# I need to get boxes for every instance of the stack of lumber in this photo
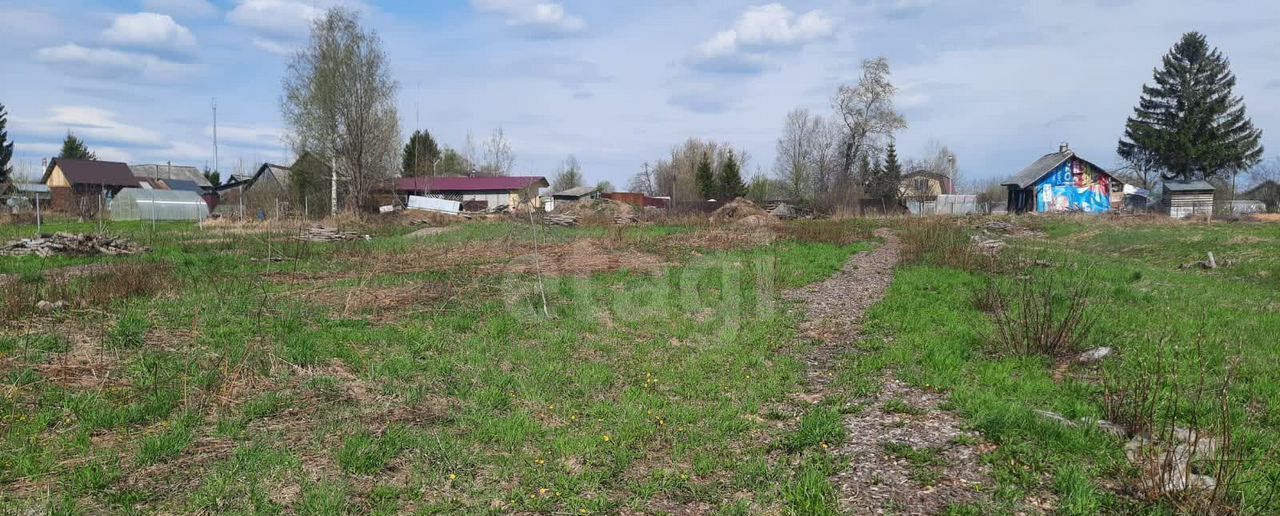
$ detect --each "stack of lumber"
[544,214,579,227]
[0,233,147,257]
[296,225,371,242]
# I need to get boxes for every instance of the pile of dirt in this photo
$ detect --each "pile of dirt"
[0,233,147,257]
[711,199,777,226]
[395,209,465,227]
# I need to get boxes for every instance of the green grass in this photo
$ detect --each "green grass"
[0,218,870,513]
[851,217,1280,513]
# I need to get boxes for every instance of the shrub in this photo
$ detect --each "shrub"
[898,218,1002,273]
[982,274,1094,358]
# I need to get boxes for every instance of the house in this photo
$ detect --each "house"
[1241,180,1280,213]
[899,170,956,214]
[214,163,293,216]
[1161,180,1216,218]
[1003,145,1115,214]
[41,158,140,214]
[393,176,548,211]
[129,164,211,190]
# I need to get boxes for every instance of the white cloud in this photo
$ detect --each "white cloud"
[227,0,323,38]
[103,12,198,53]
[206,126,286,149]
[35,43,201,82]
[141,0,220,19]
[251,37,296,55]
[14,106,168,148]
[689,3,834,74]
[471,0,587,36]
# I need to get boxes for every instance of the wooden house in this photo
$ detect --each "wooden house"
[41,158,140,215]
[899,169,955,214]
[1161,180,1216,218]
[1003,145,1114,214]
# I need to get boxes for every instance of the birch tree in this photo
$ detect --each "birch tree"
[282,7,401,212]
[832,57,906,192]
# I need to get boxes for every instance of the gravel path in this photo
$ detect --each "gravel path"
[786,229,1002,515]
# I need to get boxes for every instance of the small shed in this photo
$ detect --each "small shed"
[1003,145,1114,214]
[1161,180,1216,218]
[110,188,209,221]
[552,186,599,201]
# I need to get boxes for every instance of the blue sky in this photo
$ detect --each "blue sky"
[2,0,1278,187]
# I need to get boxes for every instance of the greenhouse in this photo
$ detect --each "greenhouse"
[110,188,210,221]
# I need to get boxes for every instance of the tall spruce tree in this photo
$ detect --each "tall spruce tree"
[0,103,13,183]
[402,129,440,177]
[867,142,903,201]
[695,152,716,200]
[58,132,96,161]
[1118,32,1263,182]
[718,150,746,200]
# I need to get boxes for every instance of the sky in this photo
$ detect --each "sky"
[2,0,1279,188]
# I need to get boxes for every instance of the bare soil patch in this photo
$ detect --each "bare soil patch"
[785,229,1004,513]
[496,238,670,277]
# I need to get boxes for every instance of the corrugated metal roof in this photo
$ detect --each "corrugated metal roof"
[394,176,548,192]
[1163,180,1216,192]
[130,164,212,188]
[163,179,205,192]
[553,186,598,198]
[43,159,141,187]
[1003,151,1073,189]
[15,183,50,193]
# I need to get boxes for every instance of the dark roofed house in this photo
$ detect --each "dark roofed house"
[394,176,549,211]
[41,158,141,215]
[1002,144,1115,214]
[899,169,955,214]
[1161,180,1216,218]
[130,164,211,189]
[1241,180,1279,213]
[552,186,599,201]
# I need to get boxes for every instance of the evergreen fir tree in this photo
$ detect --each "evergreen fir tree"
[0,103,13,183]
[695,152,716,200]
[402,129,441,177]
[1118,32,1263,181]
[58,132,96,161]
[202,166,222,187]
[718,150,746,200]
[875,142,903,200]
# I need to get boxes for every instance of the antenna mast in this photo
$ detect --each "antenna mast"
[212,98,219,176]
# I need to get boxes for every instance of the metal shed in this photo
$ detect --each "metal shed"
[110,188,209,221]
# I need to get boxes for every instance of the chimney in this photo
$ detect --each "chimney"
[1059,142,1070,153]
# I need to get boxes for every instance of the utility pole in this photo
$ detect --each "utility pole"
[212,98,218,180]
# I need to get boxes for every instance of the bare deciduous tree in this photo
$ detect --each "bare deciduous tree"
[480,127,515,176]
[628,162,657,196]
[774,108,822,200]
[832,57,907,190]
[550,155,584,192]
[282,7,400,213]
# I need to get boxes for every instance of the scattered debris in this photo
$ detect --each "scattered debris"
[970,234,1007,256]
[35,300,68,312]
[1033,409,1126,438]
[0,233,148,257]
[406,227,455,238]
[1125,428,1220,493]
[295,225,370,242]
[1075,346,1114,364]
[1179,252,1230,270]
[769,202,797,219]
[544,214,579,227]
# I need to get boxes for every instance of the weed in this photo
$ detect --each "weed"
[781,458,840,516]
[780,406,845,452]
[883,399,925,416]
[109,308,151,349]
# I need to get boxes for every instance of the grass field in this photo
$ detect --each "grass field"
[2,215,1278,514]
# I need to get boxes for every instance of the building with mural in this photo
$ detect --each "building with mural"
[1002,144,1115,214]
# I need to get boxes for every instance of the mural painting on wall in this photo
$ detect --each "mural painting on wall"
[1036,159,1111,213]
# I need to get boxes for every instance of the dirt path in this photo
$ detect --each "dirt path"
[785,229,1000,515]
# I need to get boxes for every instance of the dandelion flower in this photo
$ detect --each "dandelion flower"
[449,473,457,480]
[602,435,611,442]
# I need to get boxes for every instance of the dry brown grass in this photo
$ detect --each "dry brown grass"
[1,262,172,324]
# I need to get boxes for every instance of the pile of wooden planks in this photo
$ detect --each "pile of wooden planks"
[295,225,371,242]
[544,214,578,227]
[0,233,147,257]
